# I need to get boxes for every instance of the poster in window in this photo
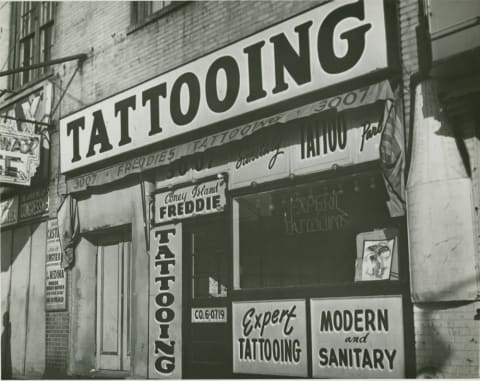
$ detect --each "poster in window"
[45,219,67,311]
[355,229,399,281]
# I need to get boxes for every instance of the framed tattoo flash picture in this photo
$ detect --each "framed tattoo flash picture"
[355,228,399,281]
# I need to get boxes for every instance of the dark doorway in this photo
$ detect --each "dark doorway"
[182,216,232,378]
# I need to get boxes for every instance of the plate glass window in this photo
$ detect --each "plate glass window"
[233,173,398,289]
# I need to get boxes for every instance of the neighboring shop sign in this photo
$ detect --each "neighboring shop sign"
[0,83,53,185]
[65,80,394,193]
[310,296,405,378]
[153,178,226,224]
[19,188,49,220]
[60,0,388,173]
[192,307,227,323]
[148,224,182,379]
[0,196,19,227]
[45,219,67,310]
[232,299,308,377]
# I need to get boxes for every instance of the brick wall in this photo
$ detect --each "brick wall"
[45,310,69,377]
[414,302,480,378]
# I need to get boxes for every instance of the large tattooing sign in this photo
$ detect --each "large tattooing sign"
[148,225,182,379]
[310,296,405,378]
[233,300,308,377]
[59,0,388,173]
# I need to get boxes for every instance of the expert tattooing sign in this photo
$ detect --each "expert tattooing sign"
[310,296,405,378]
[232,300,308,377]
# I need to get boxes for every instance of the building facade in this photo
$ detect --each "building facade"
[0,1,479,379]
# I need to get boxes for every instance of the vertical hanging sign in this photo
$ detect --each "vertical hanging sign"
[45,219,67,310]
[148,224,182,379]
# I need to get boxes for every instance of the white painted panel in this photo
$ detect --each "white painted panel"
[1,229,12,316]
[25,221,46,376]
[9,225,31,376]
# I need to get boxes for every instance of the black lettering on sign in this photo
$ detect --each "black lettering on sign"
[143,83,167,136]
[300,116,347,160]
[360,121,383,152]
[170,73,200,126]
[319,309,389,333]
[318,0,372,74]
[153,228,178,375]
[114,95,136,146]
[206,56,240,113]
[243,41,267,103]
[317,347,397,371]
[86,110,113,158]
[67,117,85,163]
[270,21,313,94]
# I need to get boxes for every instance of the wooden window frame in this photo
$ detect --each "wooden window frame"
[128,1,188,34]
[8,2,56,90]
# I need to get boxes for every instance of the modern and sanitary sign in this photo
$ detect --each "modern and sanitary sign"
[310,296,405,378]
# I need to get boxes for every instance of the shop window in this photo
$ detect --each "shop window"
[186,218,228,298]
[8,2,56,90]
[233,173,398,289]
[131,1,185,25]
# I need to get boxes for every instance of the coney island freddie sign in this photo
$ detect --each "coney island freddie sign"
[60,0,388,173]
[153,178,226,224]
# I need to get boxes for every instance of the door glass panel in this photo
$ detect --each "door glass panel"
[191,220,228,299]
[100,243,120,354]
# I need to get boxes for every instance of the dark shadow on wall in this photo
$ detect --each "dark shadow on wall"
[1,311,12,380]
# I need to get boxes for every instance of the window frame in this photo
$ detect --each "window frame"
[128,1,188,34]
[8,1,56,91]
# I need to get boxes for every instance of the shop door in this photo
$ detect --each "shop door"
[2,222,46,378]
[96,231,131,371]
[183,217,231,378]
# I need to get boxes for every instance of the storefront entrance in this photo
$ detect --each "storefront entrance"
[95,231,132,371]
[182,216,232,378]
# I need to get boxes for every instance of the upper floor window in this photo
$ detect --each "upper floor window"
[8,2,56,90]
[131,1,183,26]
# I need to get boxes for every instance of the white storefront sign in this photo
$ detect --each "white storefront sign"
[153,178,226,224]
[148,224,182,379]
[310,296,405,378]
[232,299,308,377]
[65,80,394,193]
[60,0,388,173]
